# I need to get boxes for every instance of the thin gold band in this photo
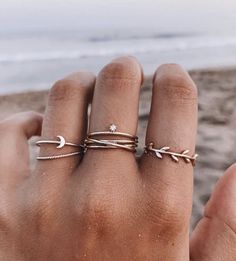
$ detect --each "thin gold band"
[87,131,138,140]
[37,152,81,160]
[85,138,137,151]
[85,139,137,145]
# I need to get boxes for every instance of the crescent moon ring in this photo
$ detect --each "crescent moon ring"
[57,135,66,148]
[36,136,81,148]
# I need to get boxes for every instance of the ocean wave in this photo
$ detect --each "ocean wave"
[0,30,196,42]
[88,32,195,42]
[1,36,236,63]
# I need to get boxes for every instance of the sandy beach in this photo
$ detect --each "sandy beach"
[1,67,236,230]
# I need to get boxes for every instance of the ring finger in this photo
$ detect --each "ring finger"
[140,64,198,241]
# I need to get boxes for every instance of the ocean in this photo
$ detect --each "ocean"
[1,0,236,94]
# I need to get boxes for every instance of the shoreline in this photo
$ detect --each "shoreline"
[1,66,236,230]
[2,65,236,96]
[2,64,236,96]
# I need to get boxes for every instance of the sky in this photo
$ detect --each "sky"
[0,0,236,34]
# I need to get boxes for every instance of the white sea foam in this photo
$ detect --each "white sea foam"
[1,31,236,94]
[1,34,236,64]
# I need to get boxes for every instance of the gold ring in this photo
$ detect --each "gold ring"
[37,152,81,160]
[87,124,138,140]
[84,124,138,152]
[145,142,198,166]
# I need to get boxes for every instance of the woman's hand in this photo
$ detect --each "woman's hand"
[0,56,235,260]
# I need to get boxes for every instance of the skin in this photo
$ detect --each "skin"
[0,56,235,260]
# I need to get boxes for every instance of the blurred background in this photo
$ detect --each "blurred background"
[1,0,236,94]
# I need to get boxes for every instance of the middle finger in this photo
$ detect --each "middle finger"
[83,56,143,168]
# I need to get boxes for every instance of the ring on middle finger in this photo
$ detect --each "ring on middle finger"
[84,124,138,153]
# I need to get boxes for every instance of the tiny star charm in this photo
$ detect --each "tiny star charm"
[109,124,117,133]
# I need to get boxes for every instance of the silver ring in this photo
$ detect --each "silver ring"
[36,135,83,160]
[36,135,81,149]
[145,142,198,166]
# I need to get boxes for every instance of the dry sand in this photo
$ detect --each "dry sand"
[1,67,236,230]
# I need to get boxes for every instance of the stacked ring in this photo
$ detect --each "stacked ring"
[84,124,138,152]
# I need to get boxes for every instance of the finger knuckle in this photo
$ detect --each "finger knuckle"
[50,77,86,102]
[23,110,40,119]
[77,198,115,238]
[24,194,60,235]
[99,56,141,88]
[154,64,197,100]
[80,196,112,222]
[20,111,42,125]
[0,120,18,134]
[146,197,190,237]
[0,111,41,135]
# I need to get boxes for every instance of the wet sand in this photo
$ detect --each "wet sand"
[1,67,236,230]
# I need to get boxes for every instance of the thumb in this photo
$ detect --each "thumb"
[190,164,236,260]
